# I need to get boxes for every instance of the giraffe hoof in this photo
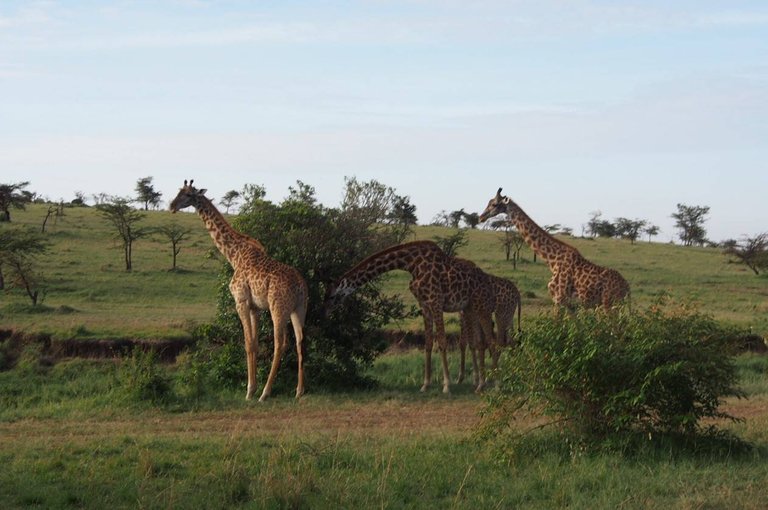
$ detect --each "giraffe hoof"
[420,384,429,393]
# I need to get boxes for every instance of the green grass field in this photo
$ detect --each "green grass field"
[2,203,768,508]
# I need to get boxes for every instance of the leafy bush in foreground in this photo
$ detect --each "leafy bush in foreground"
[481,305,747,448]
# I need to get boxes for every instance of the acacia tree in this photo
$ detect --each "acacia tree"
[135,176,163,211]
[615,218,647,244]
[644,224,660,243]
[0,181,33,222]
[0,227,48,305]
[388,195,418,228]
[672,204,709,246]
[219,190,241,214]
[432,229,468,257]
[463,212,480,229]
[97,197,149,271]
[723,234,768,275]
[159,223,192,270]
[341,177,414,242]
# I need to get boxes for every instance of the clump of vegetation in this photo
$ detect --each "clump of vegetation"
[0,226,49,305]
[120,347,171,404]
[481,304,747,453]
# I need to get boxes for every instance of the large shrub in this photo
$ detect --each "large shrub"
[196,180,414,391]
[482,305,746,446]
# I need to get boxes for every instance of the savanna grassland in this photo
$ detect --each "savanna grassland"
[2,203,768,509]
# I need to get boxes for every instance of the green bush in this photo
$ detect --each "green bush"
[120,348,171,404]
[482,305,746,447]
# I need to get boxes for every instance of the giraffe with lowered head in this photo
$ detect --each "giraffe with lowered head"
[324,241,495,393]
[457,268,522,387]
[170,180,309,401]
[479,188,629,309]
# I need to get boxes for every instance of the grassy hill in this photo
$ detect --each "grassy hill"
[2,203,767,340]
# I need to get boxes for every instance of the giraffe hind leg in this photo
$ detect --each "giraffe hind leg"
[290,310,306,399]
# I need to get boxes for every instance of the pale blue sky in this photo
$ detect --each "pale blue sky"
[2,1,767,242]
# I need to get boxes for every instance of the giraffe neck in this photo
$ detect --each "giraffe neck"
[193,195,251,264]
[338,241,439,292]
[505,199,577,265]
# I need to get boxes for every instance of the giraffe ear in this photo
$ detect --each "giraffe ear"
[198,188,207,195]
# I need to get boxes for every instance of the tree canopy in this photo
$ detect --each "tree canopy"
[672,203,710,247]
[0,181,33,222]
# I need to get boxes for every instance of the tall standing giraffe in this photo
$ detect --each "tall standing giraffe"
[479,188,629,309]
[170,180,308,402]
[324,241,494,393]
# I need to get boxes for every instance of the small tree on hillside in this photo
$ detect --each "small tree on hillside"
[219,190,241,214]
[433,229,468,257]
[98,197,149,271]
[0,227,49,305]
[0,181,33,222]
[586,211,602,238]
[672,203,710,247]
[430,210,451,227]
[503,229,526,269]
[644,224,660,243]
[159,223,192,270]
[615,218,647,244]
[448,209,465,229]
[388,195,418,227]
[723,233,768,275]
[135,176,163,211]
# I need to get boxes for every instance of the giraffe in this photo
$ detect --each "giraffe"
[453,257,497,391]
[170,180,308,402]
[324,241,494,393]
[456,267,522,387]
[479,188,630,309]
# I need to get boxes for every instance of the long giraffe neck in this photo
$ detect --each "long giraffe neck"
[337,241,439,293]
[193,195,254,264]
[505,199,578,264]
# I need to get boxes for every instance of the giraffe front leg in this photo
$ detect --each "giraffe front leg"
[421,310,434,392]
[434,313,451,394]
[233,295,258,401]
[475,313,495,393]
[457,311,468,384]
[259,313,289,402]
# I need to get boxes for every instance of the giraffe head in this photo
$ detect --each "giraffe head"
[478,187,510,223]
[169,179,208,213]
[322,279,356,316]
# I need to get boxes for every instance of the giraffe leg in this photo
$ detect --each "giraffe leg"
[420,309,434,392]
[433,313,451,394]
[232,288,258,401]
[457,311,468,384]
[475,313,495,393]
[290,310,306,399]
[462,308,481,387]
[259,311,289,402]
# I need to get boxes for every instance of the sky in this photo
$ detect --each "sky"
[2,0,767,242]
